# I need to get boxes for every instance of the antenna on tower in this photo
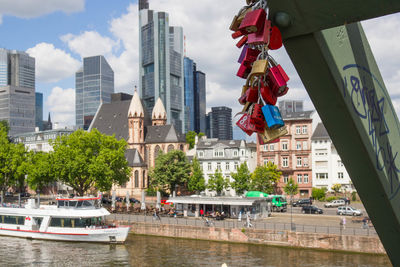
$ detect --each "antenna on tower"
[184,35,187,57]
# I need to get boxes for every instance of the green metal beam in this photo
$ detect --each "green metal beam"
[283,22,400,266]
[268,0,400,38]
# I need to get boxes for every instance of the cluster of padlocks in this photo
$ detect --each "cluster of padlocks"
[230,0,289,144]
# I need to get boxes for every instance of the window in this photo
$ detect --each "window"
[134,170,139,188]
[283,175,289,183]
[338,172,344,179]
[217,162,221,171]
[296,126,301,134]
[241,150,245,156]
[263,159,268,166]
[214,150,224,157]
[297,157,302,167]
[282,157,288,167]
[269,144,275,151]
[233,150,238,157]
[234,162,239,170]
[198,151,204,157]
[338,160,344,167]
[208,162,212,171]
[269,158,275,164]
[225,162,230,171]
[303,157,309,167]
[316,173,328,179]
[297,174,302,183]
[282,142,288,151]
[302,125,307,134]
[303,141,308,150]
[296,142,301,150]
[263,145,268,151]
[304,174,309,183]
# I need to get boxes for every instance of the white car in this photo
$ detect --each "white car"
[337,206,363,216]
[324,199,345,208]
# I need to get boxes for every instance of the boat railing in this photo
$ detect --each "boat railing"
[1,203,24,208]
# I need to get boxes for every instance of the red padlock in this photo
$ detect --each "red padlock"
[237,62,250,79]
[246,88,258,103]
[268,26,283,50]
[242,47,260,67]
[238,93,247,105]
[247,118,265,133]
[239,9,266,34]
[260,81,277,105]
[232,30,244,39]
[248,19,271,45]
[267,56,289,95]
[236,35,248,48]
[236,113,254,136]
[250,103,265,126]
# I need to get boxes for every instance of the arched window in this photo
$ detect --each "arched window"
[180,144,184,151]
[154,145,161,159]
[142,171,146,189]
[134,170,139,188]
[167,144,174,152]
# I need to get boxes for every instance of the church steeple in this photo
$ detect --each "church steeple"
[128,88,144,118]
[128,87,145,157]
[152,97,167,126]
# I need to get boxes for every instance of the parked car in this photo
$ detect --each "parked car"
[102,197,112,204]
[301,205,323,214]
[161,199,171,205]
[124,197,140,204]
[19,192,31,198]
[292,198,312,207]
[339,197,350,205]
[4,192,13,197]
[324,199,345,208]
[337,206,363,216]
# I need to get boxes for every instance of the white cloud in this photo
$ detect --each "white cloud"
[26,43,81,83]
[61,31,119,58]
[46,86,75,127]
[0,0,84,22]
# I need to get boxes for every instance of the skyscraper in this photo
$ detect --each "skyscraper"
[0,48,35,135]
[278,100,304,115]
[194,70,206,133]
[207,106,233,140]
[75,55,114,130]
[35,92,43,130]
[139,0,185,133]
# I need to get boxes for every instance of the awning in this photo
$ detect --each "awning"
[166,197,259,206]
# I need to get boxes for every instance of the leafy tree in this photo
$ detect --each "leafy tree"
[26,151,56,193]
[0,120,9,135]
[284,177,299,197]
[188,157,206,193]
[250,162,281,193]
[0,126,27,201]
[186,131,205,149]
[149,150,191,194]
[312,187,327,201]
[230,162,251,195]
[50,129,130,196]
[331,183,342,195]
[207,169,229,196]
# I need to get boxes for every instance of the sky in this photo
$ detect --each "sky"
[0,0,399,129]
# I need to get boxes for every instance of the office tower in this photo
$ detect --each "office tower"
[0,48,35,135]
[139,0,185,133]
[207,106,233,140]
[278,100,304,114]
[195,70,206,134]
[184,57,195,132]
[35,92,43,130]
[75,55,114,130]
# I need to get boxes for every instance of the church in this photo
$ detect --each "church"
[90,91,188,197]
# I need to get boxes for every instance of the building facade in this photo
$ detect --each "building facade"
[190,137,257,196]
[139,0,185,133]
[311,123,354,192]
[184,57,206,134]
[257,111,314,197]
[35,92,43,131]
[75,55,114,130]
[90,91,188,197]
[0,48,35,135]
[207,106,233,140]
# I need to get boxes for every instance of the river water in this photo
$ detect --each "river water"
[0,234,391,267]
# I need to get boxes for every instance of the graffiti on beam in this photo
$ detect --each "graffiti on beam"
[342,64,400,200]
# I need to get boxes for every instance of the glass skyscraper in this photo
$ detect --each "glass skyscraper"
[35,92,43,130]
[194,70,206,133]
[139,0,185,133]
[75,55,114,130]
[0,48,35,135]
[207,106,233,140]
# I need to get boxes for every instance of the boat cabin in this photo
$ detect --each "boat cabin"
[56,197,101,209]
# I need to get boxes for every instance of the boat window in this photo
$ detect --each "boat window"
[1,215,25,225]
[49,217,104,228]
[82,200,93,207]
[77,201,83,207]
[33,217,43,227]
[57,200,65,207]
[68,201,77,208]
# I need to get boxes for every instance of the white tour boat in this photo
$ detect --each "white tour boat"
[0,197,130,243]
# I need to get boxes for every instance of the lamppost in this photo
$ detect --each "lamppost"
[289,182,295,231]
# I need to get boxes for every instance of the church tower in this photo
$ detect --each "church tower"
[128,89,145,157]
[152,98,167,126]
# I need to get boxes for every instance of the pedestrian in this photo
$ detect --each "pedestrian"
[238,211,242,222]
[341,217,346,230]
[362,217,368,229]
[200,208,204,217]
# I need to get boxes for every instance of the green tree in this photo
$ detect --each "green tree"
[0,120,9,135]
[250,162,281,193]
[331,183,342,195]
[50,129,130,196]
[230,162,251,195]
[188,157,206,193]
[0,125,27,200]
[207,169,229,196]
[284,177,299,197]
[186,131,205,149]
[149,150,191,193]
[26,151,56,193]
[312,187,327,201]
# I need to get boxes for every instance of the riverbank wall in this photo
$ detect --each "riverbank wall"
[120,221,385,255]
